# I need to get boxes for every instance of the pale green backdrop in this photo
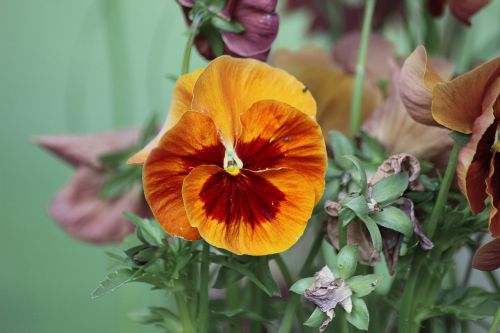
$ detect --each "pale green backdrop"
[1,1,499,333]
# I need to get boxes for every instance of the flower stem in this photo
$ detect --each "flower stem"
[174,287,195,333]
[277,232,324,333]
[348,0,376,137]
[489,307,500,333]
[427,133,468,238]
[198,241,210,333]
[275,254,293,286]
[181,14,202,75]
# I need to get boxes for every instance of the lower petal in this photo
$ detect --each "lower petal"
[472,238,500,271]
[486,151,499,236]
[182,165,315,255]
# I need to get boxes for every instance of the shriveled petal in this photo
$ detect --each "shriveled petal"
[191,56,317,143]
[486,151,499,236]
[472,238,500,271]
[364,64,452,162]
[456,109,497,214]
[36,128,140,170]
[433,59,500,133]
[270,47,381,135]
[49,168,139,244]
[332,32,395,82]
[448,0,492,25]
[222,0,279,57]
[237,100,327,202]
[143,111,226,240]
[128,69,203,165]
[368,153,423,191]
[182,166,315,255]
[400,46,444,126]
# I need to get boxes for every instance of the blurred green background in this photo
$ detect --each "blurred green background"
[1,1,499,332]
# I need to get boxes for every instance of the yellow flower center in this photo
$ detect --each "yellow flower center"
[224,149,243,176]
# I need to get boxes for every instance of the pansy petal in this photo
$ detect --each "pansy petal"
[432,59,500,133]
[191,56,317,143]
[448,0,491,25]
[237,100,327,202]
[182,165,315,255]
[456,110,496,214]
[486,151,499,236]
[400,46,444,126]
[472,238,500,271]
[143,111,226,240]
[128,69,204,165]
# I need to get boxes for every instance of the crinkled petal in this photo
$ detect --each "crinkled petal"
[237,100,327,202]
[332,32,395,82]
[448,0,491,25]
[191,56,317,143]
[222,0,279,57]
[182,166,315,255]
[143,111,226,240]
[432,59,500,133]
[486,151,499,236]
[49,168,139,244]
[36,128,140,170]
[472,238,500,271]
[128,69,203,165]
[400,46,444,126]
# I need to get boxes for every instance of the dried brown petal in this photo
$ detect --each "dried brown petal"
[368,153,424,191]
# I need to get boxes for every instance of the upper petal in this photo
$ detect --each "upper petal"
[432,58,500,133]
[191,56,317,143]
[237,100,327,203]
[128,69,204,165]
[182,165,316,255]
[400,46,444,126]
[143,111,226,240]
[448,0,491,25]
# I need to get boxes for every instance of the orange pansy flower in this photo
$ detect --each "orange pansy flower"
[129,56,327,255]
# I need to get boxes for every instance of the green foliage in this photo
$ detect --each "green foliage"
[304,307,327,328]
[348,274,382,297]
[129,307,183,332]
[345,298,370,331]
[336,245,359,279]
[371,172,410,206]
[371,207,413,238]
[289,277,316,294]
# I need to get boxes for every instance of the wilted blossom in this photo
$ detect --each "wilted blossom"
[427,0,491,25]
[178,0,279,61]
[36,128,150,244]
[304,266,352,332]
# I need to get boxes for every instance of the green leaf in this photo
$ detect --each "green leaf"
[91,268,143,299]
[139,113,159,147]
[100,166,141,199]
[371,172,409,205]
[304,307,327,328]
[339,207,357,227]
[290,277,315,294]
[343,195,370,217]
[347,274,382,297]
[370,206,413,237]
[212,309,270,323]
[329,130,355,170]
[336,245,358,279]
[343,155,368,194]
[358,131,386,164]
[124,212,164,246]
[129,307,183,332]
[357,215,382,252]
[345,298,369,331]
[211,15,245,33]
[213,266,243,289]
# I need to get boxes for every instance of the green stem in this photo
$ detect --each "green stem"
[174,288,195,333]
[275,254,293,286]
[348,0,376,137]
[181,14,202,75]
[427,136,465,238]
[485,271,500,293]
[398,260,423,333]
[489,307,500,333]
[198,242,210,333]
[277,232,324,333]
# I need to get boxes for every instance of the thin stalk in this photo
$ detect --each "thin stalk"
[338,220,348,249]
[427,138,464,238]
[398,259,423,333]
[174,288,195,333]
[489,307,500,333]
[277,233,324,333]
[198,242,210,333]
[181,14,202,75]
[485,271,500,293]
[348,0,376,136]
[275,254,294,286]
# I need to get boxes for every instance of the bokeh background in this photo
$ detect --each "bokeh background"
[1,1,499,332]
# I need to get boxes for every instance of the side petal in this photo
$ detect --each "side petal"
[400,46,444,126]
[143,111,226,240]
[486,150,499,237]
[237,100,327,203]
[448,0,491,25]
[128,68,204,165]
[472,238,500,271]
[456,110,496,214]
[182,165,316,255]
[432,59,500,133]
[191,56,317,143]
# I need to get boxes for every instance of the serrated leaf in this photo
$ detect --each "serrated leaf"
[100,166,140,199]
[345,298,369,330]
[329,130,355,170]
[357,214,382,252]
[290,277,315,294]
[213,266,243,289]
[91,268,142,299]
[347,274,382,297]
[124,212,164,246]
[129,307,182,332]
[370,206,413,237]
[304,307,327,328]
[336,245,358,279]
[371,172,409,205]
